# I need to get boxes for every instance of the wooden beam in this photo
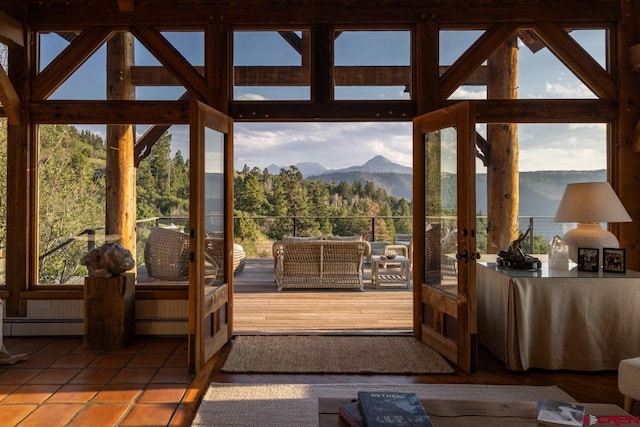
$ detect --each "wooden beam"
[30,100,190,124]
[31,26,114,100]
[129,26,209,101]
[132,65,486,87]
[0,11,24,47]
[117,0,135,12]
[440,24,518,100]
[25,1,621,27]
[470,99,618,123]
[0,65,21,125]
[532,22,616,99]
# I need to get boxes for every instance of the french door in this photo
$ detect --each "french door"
[413,101,478,373]
[188,100,234,374]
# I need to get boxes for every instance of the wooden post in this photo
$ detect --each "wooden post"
[84,273,135,349]
[106,32,136,263]
[486,36,520,253]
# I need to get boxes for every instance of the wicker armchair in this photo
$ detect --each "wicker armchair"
[144,227,190,280]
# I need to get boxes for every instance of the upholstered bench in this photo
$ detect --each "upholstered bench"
[619,357,640,412]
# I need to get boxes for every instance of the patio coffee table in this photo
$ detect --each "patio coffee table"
[371,255,411,289]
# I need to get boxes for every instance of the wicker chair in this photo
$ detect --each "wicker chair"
[144,227,190,280]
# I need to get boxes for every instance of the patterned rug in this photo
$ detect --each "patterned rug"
[221,335,455,374]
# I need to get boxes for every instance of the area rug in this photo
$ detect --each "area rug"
[221,335,455,374]
[192,383,576,427]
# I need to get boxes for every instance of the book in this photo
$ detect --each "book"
[357,391,433,426]
[536,399,585,426]
[339,401,365,427]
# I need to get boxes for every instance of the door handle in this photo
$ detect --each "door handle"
[456,249,468,264]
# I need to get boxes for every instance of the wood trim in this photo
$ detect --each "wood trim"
[31,26,114,100]
[440,24,518,100]
[117,0,135,12]
[532,22,616,99]
[422,286,458,318]
[129,26,209,102]
[421,324,457,364]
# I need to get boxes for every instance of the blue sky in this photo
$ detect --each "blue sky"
[40,29,608,172]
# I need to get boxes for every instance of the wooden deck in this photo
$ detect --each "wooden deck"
[232,258,413,333]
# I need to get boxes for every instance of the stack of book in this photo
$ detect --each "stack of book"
[339,391,433,427]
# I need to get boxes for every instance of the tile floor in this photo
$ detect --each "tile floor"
[0,336,202,427]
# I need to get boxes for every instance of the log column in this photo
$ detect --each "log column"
[106,32,136,264]
[486,36,520,254]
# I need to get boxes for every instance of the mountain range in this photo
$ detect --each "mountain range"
[266,155,607,218]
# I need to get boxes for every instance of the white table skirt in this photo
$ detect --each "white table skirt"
[478,262,640,371]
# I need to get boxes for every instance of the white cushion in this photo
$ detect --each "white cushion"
[619,357,640,399]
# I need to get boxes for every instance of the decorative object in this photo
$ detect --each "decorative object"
[496,225,541,269]
[548,235,569,270]
[603,247,626,273]
[80,242,135,277]
[554,182,631,265]
[577,247,599,272]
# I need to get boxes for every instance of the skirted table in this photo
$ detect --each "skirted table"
[477,261,640,371]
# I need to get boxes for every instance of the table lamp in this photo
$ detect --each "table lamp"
[553,182,631,264]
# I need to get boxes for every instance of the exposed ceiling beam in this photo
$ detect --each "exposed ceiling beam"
[0,65,21,125]
[117,0,135,13]
[0,11,23,47]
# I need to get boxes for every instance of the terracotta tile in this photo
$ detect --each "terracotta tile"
[173,341,188,354]
[163,353,188,368]
[151,367,193,384]
[4,338,52,354]
[119,403,177,426]
[90,353,133,368]
[0,403,38,426]
[93,383,144,403]
[0,383,20,401]
[109,340,149,354]
[28,368,81,385]
[69,367,119,385]
[110,367,157,384]
[14,352,62,369]
[47,384,99,403]
[127,353,169,368]
[2,383,60,404]
[51,353,98,368]
[0,368,43,384]
[19,403,84,426]
[168,404,195,427]
[39,340,83,354]
[137,384,187,404]
[142,340,181,354]
[67,403,130,426]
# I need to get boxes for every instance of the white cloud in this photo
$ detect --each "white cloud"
[545,81,594,98]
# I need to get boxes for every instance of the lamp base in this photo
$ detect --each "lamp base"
[563,222,620,265]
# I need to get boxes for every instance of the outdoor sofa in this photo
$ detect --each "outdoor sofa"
[272,237,371,291]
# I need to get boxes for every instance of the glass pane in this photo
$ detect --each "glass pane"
[233,30,310,101]
[424,127,458,295]
[38,125,107,284]
[334,30,411,100]
[204,128,225,285]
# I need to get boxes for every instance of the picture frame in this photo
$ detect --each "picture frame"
[603,248,626,273]
[577,247,599,272]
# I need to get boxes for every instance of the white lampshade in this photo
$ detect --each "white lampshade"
[554,182,631,264]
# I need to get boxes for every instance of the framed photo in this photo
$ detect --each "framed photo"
[603,248,626,273]
[577,248,599,272]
